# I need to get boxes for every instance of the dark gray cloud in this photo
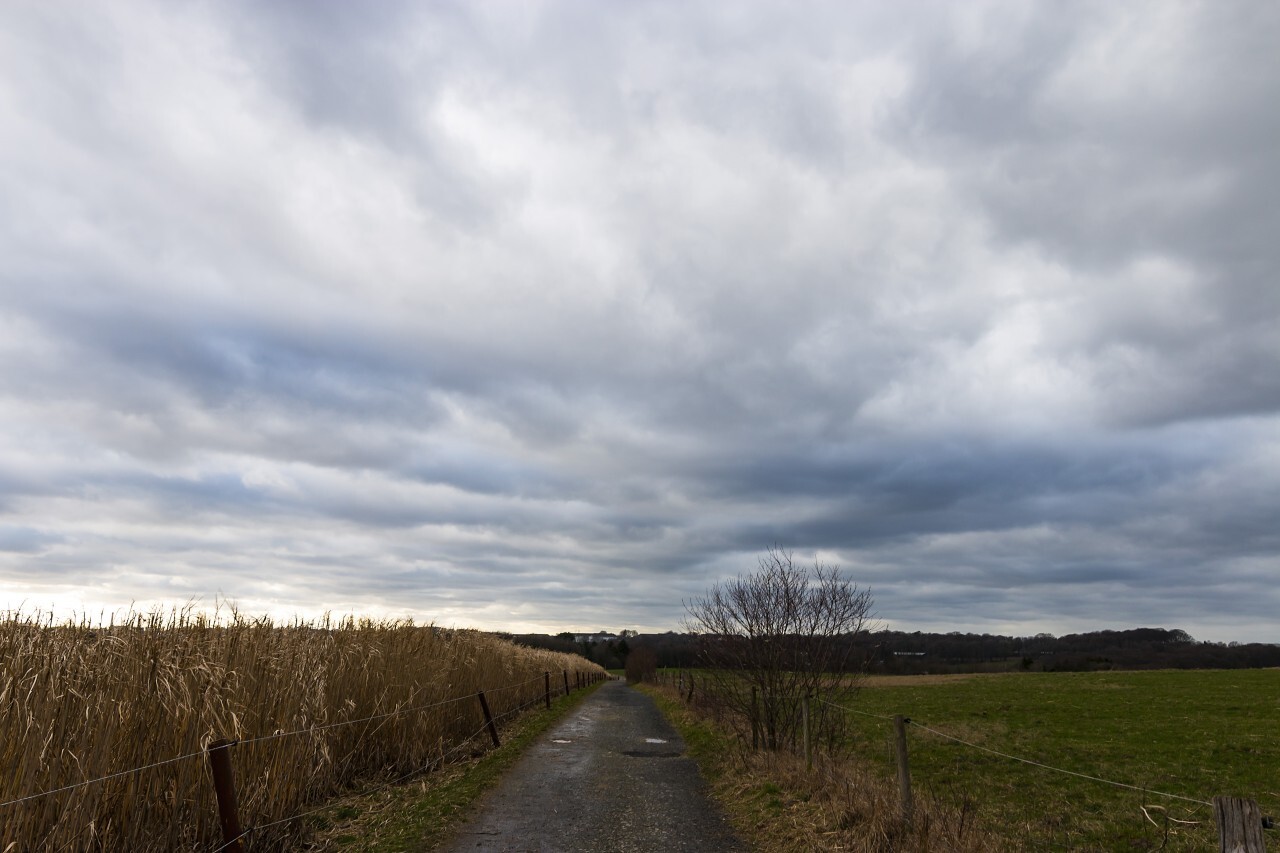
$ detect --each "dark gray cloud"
[0,1,1277,641]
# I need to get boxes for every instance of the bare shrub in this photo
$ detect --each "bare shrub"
[684,546,874,751]
[625,646,658,683]
[649,685,999,852]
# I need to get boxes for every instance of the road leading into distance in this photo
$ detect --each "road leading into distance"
[437,679,745,853]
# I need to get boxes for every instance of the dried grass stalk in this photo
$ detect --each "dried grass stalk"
[0,607,602,851]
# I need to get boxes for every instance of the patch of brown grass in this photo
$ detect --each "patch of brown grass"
[647,684,1007,852]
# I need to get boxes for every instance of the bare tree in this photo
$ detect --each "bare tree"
[684,546,874,752]
[625,646,658,683]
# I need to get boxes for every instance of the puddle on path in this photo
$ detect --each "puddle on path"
[551,739,572,744]
[644,738,667,744]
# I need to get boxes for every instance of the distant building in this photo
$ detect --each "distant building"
[574,632,617,644]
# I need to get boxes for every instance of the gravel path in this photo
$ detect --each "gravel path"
[437,679,745,853]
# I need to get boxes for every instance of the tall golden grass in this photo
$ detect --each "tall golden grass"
[0,607,603,851]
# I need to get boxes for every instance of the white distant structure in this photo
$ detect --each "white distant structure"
[574,631,617,644]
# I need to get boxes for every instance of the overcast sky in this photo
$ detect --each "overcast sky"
[1,1,1277,641]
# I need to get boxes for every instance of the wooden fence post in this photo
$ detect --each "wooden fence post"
[1214,796,1265,852]
[544,671,552,709]
[751,687,760,751]
[802,695,811,770]
[563,670,570,695]
[686,674,695,703]
[477,691,501,748]
[893,715,913,824]
[206,738,245,853]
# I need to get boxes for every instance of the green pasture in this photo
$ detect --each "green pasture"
[836,669,1279,850]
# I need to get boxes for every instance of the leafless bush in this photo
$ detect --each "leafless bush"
[625,646,658,683]
[649,683,999,852]
[684,546,874,751]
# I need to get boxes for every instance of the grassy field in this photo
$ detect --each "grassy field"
[837,669,1280,850]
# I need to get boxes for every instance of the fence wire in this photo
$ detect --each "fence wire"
[0,670,599,812]
[905,717,1212,808]
[817,695,1213,808]
[208,679,587,852]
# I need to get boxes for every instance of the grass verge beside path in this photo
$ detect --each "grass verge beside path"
[638,684,1000,853]
[304,682,606,852]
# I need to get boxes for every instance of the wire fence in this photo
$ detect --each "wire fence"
[648,669,1266,850]
[2,669,605,851]
[0,748,209,811]
[816,696,1214,808]
[209,688,558,853]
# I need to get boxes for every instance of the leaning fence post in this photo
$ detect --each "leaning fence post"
[1214,796,1265,852]
[206,738,245,853]
[544,671,552,709]
[686,674,695,703]
[477,691,501,748]
[893,715,913,824]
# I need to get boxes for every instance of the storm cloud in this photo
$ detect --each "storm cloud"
[1,1,1277,640]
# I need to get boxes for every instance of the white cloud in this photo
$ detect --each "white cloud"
[0,0,1276,641]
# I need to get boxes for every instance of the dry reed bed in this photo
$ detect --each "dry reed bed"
[0,609,603,851]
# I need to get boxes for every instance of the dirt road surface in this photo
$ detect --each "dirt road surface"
[437,679,745,853]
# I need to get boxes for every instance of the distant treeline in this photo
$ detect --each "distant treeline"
[508,627,1280,673]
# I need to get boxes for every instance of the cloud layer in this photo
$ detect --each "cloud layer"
[2,1,1277,640]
